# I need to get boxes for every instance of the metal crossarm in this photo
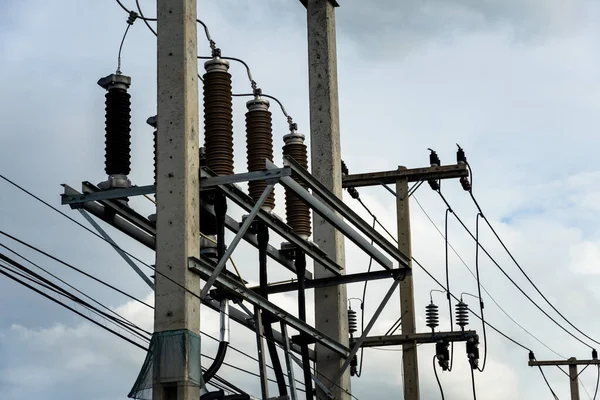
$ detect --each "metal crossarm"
[189,256,351,358]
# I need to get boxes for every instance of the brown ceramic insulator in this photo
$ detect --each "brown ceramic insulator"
[283,137,311,238]
[246,101,275,210]
[203,68,234,176]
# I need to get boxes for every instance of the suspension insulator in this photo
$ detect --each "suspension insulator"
[283,131,311,239]
[425,302,439,332]
[203,58,234,176]
[147,115,157,185]
[246,97,275,211]
[348,308,358,336]
[455,301,469,330]
[98,73,132,188]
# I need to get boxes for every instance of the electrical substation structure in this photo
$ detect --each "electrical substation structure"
[58,1,483,399]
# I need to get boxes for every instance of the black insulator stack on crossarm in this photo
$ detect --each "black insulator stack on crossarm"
[455,300,469,331]
[246,96,275,210]
[425,301,439,332]
[283,128,311,239]
[203,56,234,176]
[97,73,132,189]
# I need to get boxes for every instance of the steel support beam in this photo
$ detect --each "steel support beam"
[189,256,350,358]
[253,268,406,295]
[342,164,469,188]
[333,277,402,386]
[201,203,311,279]
[200,169,343,275]
[354,330,478,348]
[278,157,410,268]
[79,210,154,289]
[62,185,156,250]
[201,168,291,189]
[61,184,155,205]
[82,181,157,236]
[199,183,275,299]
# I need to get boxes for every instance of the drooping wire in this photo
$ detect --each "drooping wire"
[0,174,212,307]
[0,249,150,339]
[444,207,454,372]
[346,183,532,352]
[116,11,138,74]
[467,166,600,349]
[436,189,594,350]
[356,215,377,378]
[0,258,151,343]
[474,213,488,372]
[0,174,314,389]
[433,355,445,400]
[538,365,560,400]
[135,0,156,35]
[412,195,566,359]
[0,264,148,350]
[0,230,153,309]
[470,367,478,400]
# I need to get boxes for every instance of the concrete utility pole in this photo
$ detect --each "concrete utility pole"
[396,171,420,400]
[306,0,350,398]
[529,357,600,400]
[154,0,201,399]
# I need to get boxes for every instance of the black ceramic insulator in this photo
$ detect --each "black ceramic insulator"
[104,88,131,175]
[203,70,234,175]
[283,140,311,238]
[348,308,358,335]
[246,108,275,209]
[455,301,469,330]
[425,302,439,332]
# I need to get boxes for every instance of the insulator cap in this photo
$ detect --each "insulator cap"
[529,350,535,362]
[283,131,311,239]
[455,301,469,330]
[204,57,230,73]
[98,73,131,91]
[203,60,234,176]
[429,149,440,167]
[425,302,439,332]
[593,349,598,360]
[246,97,275,211]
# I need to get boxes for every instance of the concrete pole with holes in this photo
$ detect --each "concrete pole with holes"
[396,171,420,400]
[306,0,350,398]
[569,360,580,400]
[153,0,201,399]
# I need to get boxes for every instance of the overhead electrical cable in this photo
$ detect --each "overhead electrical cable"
[0,243,150,335]
[435,189,594,350]
[466,168,600,348]
[537,365,560,400]
[474,213,488,372]
[433,355,445,400]
[411,195,565,359]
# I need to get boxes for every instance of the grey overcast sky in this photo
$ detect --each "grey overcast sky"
[1,0,600,399]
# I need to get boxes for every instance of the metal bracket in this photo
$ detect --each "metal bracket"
[201,167,291,189]
[269,159,393,270]
[278,156,410,268]
[189,256,350,358]
[199,183,276,299]
[61,184,155,205]
[200,169,343,276]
